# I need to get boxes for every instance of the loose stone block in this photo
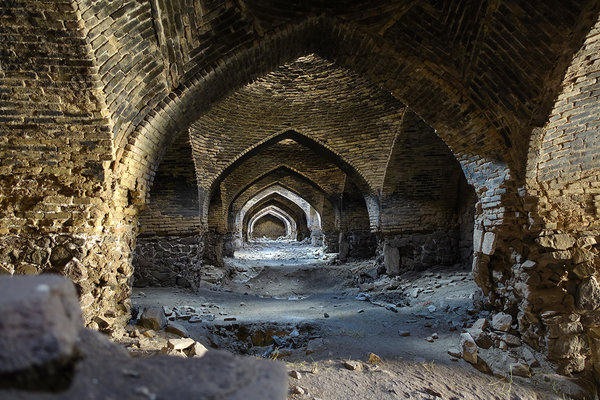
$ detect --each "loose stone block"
[460,332,478,364]
[0,274,82,374]
[492,312,513,332]
[383,243,400,276]
[138,307,166,331]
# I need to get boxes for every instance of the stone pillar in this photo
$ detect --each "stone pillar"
[323,230,339,252]
[202,231,224,267]
[384,242,400,276]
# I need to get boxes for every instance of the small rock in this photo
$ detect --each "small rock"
[293,386,305,395]
[190,342,208,358]
[460,332,478,364]
[426,336,435,343]
[386,304,399,313]
[367,352,381,364]
[224,317,237,321]
[289,370,302,379]
[431,333,438,339]
[357,309,365,313]
[356,293,371,301]
[424,387,442,397]
[167,338,196,351]
[142,330,156,338]
[448,347,461,358]
[427,305,436,313]
[468,328,493,349]
[165,322,189,337]
[502,333,522,347]
[492,312,512,331]
[189,316,202,323]
[343,360,363,371]
[138,307,166,331]
[398,330,411,337]
[509,362,531,377]
[323,313,330,318]
[522,347,540,367]
[471,318,489,331]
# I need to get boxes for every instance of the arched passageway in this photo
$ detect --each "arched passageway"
[3,1,600,395]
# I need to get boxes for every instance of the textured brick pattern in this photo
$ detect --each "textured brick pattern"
[189,55,402,196]
[2,0,600,382]
[211,137,345,232]
[138,133,199,236]
[381,111,467,233]
[252,214,287,239]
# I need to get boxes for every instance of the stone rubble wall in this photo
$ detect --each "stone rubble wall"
[0,1,137,331]
[132,235,202,289]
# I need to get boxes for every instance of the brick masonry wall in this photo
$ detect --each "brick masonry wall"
[138,133,200,236]
[521,15,600,377]
[132,133,201,288]
[242,197,310,242]
[2,0,599,381]
[381,111,466,233]
[230,172,336,234]
[379,110,475,273]
[0,1,135,332]
[189,55,403,200]
[252,214,287,240]
[214,138,346,232]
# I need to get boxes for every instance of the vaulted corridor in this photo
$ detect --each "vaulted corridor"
[2,1,600,398]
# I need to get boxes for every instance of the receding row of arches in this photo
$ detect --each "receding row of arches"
[3,0,600,383]
[133,94,474,288]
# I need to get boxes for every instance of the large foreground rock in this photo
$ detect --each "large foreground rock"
[0,274,82,374]
[0,274,287,399]
[2,329,287,399]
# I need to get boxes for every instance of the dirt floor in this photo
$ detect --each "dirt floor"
[125,240,596,399]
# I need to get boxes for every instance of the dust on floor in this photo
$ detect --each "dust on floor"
[124,240,594,400]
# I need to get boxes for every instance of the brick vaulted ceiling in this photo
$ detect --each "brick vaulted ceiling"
[70,0,598,206]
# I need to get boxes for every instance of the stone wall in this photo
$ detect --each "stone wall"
[132,235,202,289]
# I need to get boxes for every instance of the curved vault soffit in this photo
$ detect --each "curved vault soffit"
[227,166,332,217]
[189,54,405,197]
[117,15,538,206]
[244,198,307,232]
[249,206,295,238]
[242,192,313,226]
[198,128,376,217]
[210,166,330,232]
[234,182,321,233]
[230,175,335,228]
[214,135,349,201]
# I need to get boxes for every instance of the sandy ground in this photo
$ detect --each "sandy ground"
[128,240,594,400]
